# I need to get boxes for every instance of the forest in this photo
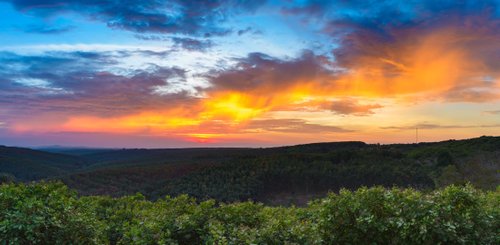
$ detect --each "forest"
[0,136,499,243]
[1,136,499,205]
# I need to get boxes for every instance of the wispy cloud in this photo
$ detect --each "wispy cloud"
[171,37,213,51]
[23,25,75,34]
[382,123,500,130]
[327,99,382,116]
[483,110,500,115]
[244,119,351,134]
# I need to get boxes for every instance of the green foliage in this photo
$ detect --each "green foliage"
[435,165,465,188]
[312,185,499,244]
[437,151,454,167]
[1,136,499,204]
[59,136,498,203]
[0,182,106,244]
[1,182,498,244]
[156,151,435,203]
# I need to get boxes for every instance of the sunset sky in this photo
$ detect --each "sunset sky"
[0,0,499,147]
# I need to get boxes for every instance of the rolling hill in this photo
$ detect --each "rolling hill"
[0,146,87,181]
[1,136,499,205]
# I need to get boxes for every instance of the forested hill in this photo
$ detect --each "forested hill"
[0,146,87,181]
[1,136,499,204]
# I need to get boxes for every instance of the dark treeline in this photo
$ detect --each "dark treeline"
[1,136,499,204]
[156,150,434,204]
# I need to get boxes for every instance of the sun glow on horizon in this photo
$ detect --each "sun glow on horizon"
[0,1,499,147]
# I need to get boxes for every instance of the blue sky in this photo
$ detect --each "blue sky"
[0,0,499,147]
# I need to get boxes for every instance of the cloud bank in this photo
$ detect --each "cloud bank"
[0,0,499,146]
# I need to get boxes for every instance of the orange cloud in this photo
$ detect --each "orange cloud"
[8,19,500,145]
[330,28,500,99]
[55,27,499,143]
[205,27,499,115]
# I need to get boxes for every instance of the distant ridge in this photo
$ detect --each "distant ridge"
[0,145,87,181]
[1,135,499,203]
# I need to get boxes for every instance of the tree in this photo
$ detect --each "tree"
[0,172,15,184]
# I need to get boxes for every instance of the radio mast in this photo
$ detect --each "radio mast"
[415,127,419,144]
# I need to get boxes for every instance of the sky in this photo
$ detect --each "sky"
[0,0,499,148]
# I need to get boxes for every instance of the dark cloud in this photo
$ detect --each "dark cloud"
[4,0,267,36]
[237,27,259,36]
[284,0,499,30]
[321,0,500,67]
[208,50,333,92]
[171,37,213,51]
[0,51,195,121]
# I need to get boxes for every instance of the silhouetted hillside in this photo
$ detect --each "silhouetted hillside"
[1,136,499,204]
[0,146,87,181]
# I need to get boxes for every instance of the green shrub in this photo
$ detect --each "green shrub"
[313,184,499,244]
[0,182,106,244]
[0,182,498,244]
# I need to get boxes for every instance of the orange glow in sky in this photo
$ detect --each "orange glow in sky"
[1,1,499,147]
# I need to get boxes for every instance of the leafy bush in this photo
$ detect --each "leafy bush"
[312,185,499,244]
[0,182,106,244]
[0,182,498,244]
